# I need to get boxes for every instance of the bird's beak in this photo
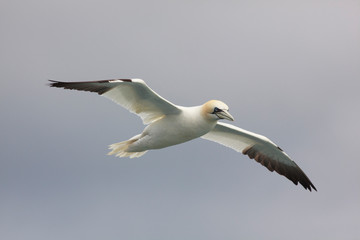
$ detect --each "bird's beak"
[216,110,235,121]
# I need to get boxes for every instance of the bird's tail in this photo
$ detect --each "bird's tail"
[107,135,147,158]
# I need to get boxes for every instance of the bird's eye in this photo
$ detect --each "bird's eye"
[212,107,222,114]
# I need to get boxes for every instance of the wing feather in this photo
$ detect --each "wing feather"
[49,79,181,124]
[202,122,316,191]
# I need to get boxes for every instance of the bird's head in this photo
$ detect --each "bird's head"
[202,100,235,122]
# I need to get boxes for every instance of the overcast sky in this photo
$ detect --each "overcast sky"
[1,0,359,239]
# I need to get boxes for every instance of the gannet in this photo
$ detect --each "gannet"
[49,78,317,191]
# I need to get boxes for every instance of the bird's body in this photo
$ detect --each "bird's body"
[129,106,216,151]
[109,103,224,157]
[49,78,317,191]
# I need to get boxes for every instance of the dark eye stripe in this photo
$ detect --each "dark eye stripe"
[212,107,222,114]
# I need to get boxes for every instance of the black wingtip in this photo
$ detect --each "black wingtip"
[301,179,317,192]
[48,80,66,88]
[48,79,58,87]
[47,79,128,95]
[310,183,317,192]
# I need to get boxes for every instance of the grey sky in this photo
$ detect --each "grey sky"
[1,0,359,239]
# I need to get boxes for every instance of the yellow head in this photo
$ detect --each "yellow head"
[201,100,235,121]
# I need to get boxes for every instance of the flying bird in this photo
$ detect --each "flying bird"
[49,78,316,191]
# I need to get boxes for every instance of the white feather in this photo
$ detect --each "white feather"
[102,79,180,124]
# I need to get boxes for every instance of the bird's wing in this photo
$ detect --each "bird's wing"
[201,122,316,191]
[49,78,181,124]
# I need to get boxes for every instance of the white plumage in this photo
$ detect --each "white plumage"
[49,78,316,191]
